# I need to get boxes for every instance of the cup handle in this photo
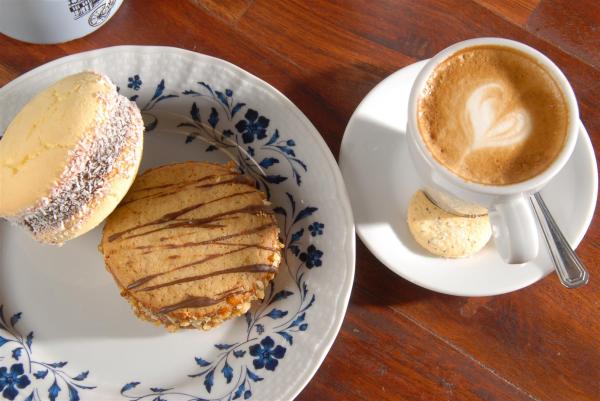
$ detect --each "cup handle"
[488,195,539,264]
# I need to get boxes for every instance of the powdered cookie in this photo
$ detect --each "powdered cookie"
[407,190,491,258]
[100,161,283,331]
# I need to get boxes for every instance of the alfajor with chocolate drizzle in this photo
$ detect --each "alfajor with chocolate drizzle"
[100,162,283,331]
[0,71,144,244]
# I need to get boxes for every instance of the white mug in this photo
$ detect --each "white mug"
[0,0,123,44]
[406,38,580,264]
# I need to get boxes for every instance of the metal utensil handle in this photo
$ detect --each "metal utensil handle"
[530,193,589,288]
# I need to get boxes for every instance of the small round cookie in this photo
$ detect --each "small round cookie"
[407,190,491,258]
[100,161,283,331]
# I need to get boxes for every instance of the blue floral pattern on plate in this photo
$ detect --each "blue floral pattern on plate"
[1,75,325,401]
[0,305,96,401]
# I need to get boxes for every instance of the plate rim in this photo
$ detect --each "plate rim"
[0,45,356,401]
[340,59,597,297]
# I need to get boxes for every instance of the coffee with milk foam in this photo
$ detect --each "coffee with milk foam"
[417,45,569,185]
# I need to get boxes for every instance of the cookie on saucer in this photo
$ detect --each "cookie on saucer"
[100,161,283,331]
[407,190,491,258]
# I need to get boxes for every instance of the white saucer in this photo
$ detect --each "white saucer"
[340,60,598,296]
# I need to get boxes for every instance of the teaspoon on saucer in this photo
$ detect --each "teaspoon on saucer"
[529,192,590,288]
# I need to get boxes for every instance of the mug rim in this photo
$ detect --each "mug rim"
[407,37,580,195]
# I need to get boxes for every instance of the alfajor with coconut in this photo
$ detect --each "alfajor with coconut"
[0,71,144,244]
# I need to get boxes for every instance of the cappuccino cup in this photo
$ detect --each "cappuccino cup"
[407,38,579,264]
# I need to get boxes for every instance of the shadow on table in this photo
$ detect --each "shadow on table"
[352,238,444,306]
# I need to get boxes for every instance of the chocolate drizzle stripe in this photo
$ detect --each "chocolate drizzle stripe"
[108,190,258,242]
[137,263,277,293]
[157,288,246,315]
[122,174,234,205]
[114,204,273,242]
[138,240,278,262]
[133,174,225,193]
[127,244,252,290]
[118,222,226,242]
[216,288,242,296]
[209,242,279,252]
[137,242,276,289]
[122,174,254,206]
[134,223,277,252]
[196,175,256,189]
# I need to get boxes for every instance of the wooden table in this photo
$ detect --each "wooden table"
[1,1,599,400]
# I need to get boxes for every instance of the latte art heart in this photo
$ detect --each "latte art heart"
[465,83,531,151]
[417,45,569,185]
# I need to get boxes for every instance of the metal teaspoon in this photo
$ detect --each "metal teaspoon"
[529,192,589,288]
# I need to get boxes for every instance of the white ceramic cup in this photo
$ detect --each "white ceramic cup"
[407,38,580,264]
[0,0,123,44]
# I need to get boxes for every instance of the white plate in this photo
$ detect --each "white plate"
[0,46,355,401]
[340,60,597,297]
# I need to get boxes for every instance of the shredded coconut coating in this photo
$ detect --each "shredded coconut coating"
[8,82,144,244]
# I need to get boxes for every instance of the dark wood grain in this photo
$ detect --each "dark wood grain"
[300,288,536,401]
[355,242,600,401]
[526,0,600,68]
[474,0,540,25]
[236,0,414,156]
[0,1,599,400]
[189,0,254,25]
